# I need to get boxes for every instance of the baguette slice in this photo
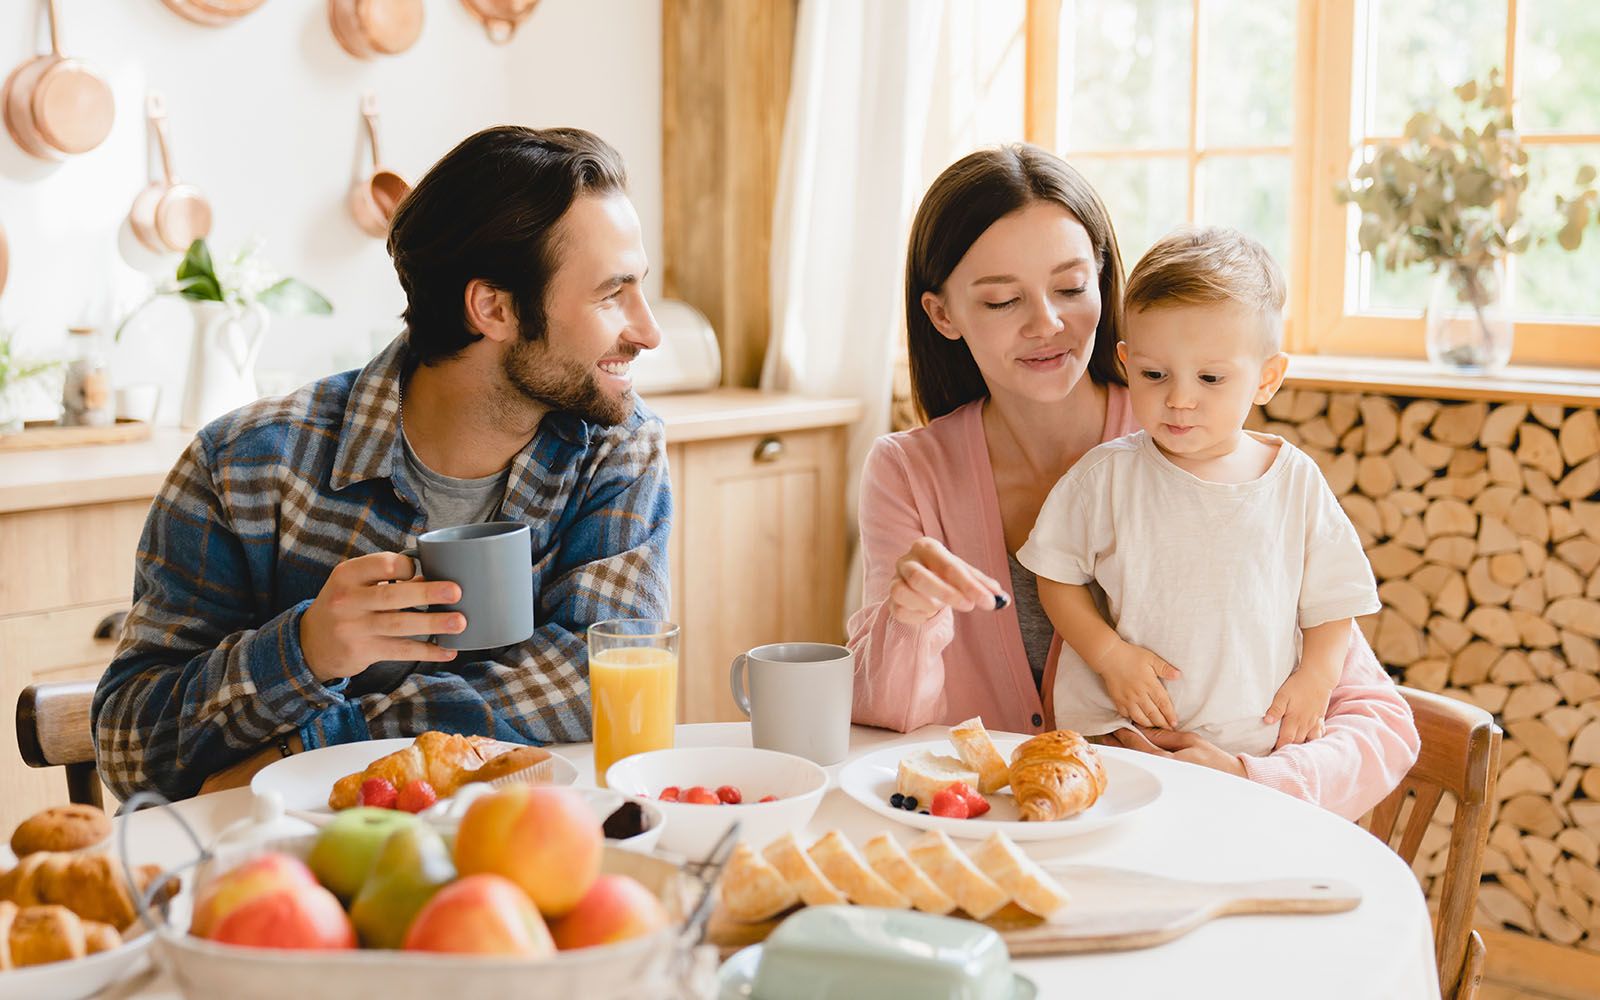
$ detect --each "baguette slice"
[807,832,908,909]
[862,833,955,915]
[763,833,847,907]
[949,717,1011,794]
[896,751,979,806]
[905,830,1008,920]
[969,832,1070,919]
[720,842,801,922]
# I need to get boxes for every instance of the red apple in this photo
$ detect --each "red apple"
[550,874,670,950]
[208,883,356,951]
[402,874,555,956]
[453,785,602,918]
[190,852,321,939]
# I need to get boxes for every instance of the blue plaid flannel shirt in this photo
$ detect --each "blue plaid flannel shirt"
[92,335,672,799]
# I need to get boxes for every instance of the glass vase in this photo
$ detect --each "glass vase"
[1424,260,1512,373]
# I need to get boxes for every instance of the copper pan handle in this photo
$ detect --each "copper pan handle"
[361,92,383,169]
[147,93,180,186]
[46,0,64,56]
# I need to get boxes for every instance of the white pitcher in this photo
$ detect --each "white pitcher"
[182,300,268,428]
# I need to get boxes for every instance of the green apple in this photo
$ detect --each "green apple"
[350,824,457,949]
[307,807,420,902]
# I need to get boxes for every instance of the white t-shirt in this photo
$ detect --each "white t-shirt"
[1016,429,1380,756]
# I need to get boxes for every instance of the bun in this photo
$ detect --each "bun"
[0,901,122,969]
[1007,730,1107,821]
[0,852,173,931]
[10,806,110,857]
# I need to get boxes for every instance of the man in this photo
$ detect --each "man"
[93,126,670,799]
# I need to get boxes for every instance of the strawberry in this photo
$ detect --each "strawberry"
[659,785,681,802]
[396,779,438,813]
[359,777,398,810]
[930,786,970,819]
[715,785,742,804]
[683,786,721,805]
[758,795,778,803]
[961,786,991,818]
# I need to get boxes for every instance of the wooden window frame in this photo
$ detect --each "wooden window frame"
[1025,0,1600,369]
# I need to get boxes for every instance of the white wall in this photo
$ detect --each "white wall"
[0,0,662,422]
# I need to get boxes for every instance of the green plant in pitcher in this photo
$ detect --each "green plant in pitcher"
[117,238,333,340]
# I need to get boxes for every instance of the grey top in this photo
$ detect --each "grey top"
[401,429,511,532]
[1007,550,1054,692]
[349,432,512,697]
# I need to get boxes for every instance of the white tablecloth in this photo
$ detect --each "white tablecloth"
[107,723,1439,1000]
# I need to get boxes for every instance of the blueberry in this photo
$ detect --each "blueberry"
[903,796,918,811]
[919,810,930,815]
[890,793,905,808]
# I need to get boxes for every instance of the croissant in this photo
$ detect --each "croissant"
[0,853,174,932]
[1007,730,1107,822]
[0,901,122,968]
[328,732,551,809]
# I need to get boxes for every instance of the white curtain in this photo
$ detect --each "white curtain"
[762,0,1028,621]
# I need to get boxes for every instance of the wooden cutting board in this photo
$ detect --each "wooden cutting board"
[707,867,1361,956]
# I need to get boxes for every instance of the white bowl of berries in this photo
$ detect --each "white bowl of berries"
[604,747,828,861]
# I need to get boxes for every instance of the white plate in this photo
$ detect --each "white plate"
[716,944,1037,1000]
[0,931,152,1000]
[250,738,578,819]
[837,738,1160,841]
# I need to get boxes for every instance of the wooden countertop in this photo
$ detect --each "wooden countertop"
[1285,354,1600,407]
[0,389,864,515]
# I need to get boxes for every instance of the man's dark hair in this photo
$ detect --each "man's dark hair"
[386,126,628,366]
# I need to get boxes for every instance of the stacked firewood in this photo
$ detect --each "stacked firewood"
[1246,389,1600,952]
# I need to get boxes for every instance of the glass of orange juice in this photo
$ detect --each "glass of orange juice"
[589,619,679,788]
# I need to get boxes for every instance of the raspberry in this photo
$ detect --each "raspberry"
[683,786,720,805]
[715,785,742,804]
[396,779,438,813]
[359,777,398,810]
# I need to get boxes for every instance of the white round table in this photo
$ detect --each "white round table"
[107,723,1438,1000]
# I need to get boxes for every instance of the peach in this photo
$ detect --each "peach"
[190,852,321,939]
[453,785,602,918]
[402,874,555,957]
[550,874,669,950]
[209,883,356,951]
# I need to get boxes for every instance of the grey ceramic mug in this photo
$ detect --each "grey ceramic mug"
[403,522,534,650]
[729,642,853,765]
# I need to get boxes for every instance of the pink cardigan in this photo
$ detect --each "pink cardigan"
[848,389,1420,820]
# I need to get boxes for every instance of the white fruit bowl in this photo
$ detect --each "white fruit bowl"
[604,747,828,860]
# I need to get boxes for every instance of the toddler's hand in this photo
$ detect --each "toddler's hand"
[1264,670,1335,749]
[1094,642,1181,730]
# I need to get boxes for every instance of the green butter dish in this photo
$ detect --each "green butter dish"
[716,906,1036,1000]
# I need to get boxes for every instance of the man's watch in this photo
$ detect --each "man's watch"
[276,735,295,758]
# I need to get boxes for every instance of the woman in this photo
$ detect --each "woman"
[848,145,1418,820]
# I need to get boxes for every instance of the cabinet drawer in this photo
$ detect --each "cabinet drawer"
[0,601,128,676]
[0,500,149,615]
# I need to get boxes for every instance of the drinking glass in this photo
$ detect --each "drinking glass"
[589,619,679,787]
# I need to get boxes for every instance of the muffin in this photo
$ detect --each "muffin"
[10,805,111,857]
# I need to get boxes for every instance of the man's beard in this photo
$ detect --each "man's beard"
[501,332,636,426]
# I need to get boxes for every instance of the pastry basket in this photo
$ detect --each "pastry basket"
[117,791,736,1000]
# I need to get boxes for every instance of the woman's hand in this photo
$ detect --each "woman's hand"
[1093,642,1181,729]
[887,537,1009,626]
[1106,726,1247,779]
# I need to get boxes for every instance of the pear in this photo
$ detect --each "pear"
[350,824,458,949]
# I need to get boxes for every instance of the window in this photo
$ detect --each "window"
[1027,0,1600,367]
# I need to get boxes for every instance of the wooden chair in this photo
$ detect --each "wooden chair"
[15,680,103,808]
[1363,686,1502,1000]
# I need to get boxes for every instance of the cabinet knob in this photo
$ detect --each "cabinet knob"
[753,436,784,463]
[93,611,128,641]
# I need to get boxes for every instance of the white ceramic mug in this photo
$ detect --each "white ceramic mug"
[729,642,853,765]
[114,382,161,423]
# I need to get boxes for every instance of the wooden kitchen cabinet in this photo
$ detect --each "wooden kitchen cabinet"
[0,390,861,820]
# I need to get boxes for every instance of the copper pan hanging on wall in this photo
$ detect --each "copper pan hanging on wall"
[348,93,411,238]
[459,0,540,44]
[2,0,115,160]
[0,221,9,299]
[160,0,268,26]
[127,94,213,254]
[328,0,425,59]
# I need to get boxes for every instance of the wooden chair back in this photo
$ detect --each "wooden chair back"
[1363,686,1501,1000]
[15,680,103,808]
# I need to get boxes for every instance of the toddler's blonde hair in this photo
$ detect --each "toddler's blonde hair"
[1124,225,1286,355]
